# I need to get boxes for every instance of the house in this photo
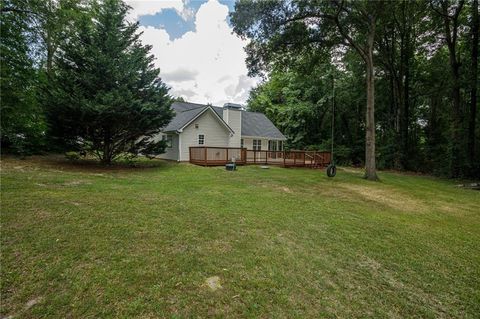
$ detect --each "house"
[156,101,286,162]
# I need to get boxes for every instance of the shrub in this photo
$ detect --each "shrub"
[65,151,80,161]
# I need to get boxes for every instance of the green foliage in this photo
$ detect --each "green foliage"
[0,0,46,155]
[46,0,173,164]
[64,151,80,161]
[234,0,480,178]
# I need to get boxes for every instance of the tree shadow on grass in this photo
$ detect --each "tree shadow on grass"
[1,154,176,173]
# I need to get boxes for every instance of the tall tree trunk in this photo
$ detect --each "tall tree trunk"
[438,0,465,177]
[468,0,479,168]
[402,17,411,170]
[365,43,378,180]
[46,32,53,75]
[450,58,462,177]
[332,0,382,180]
[102,129,113,165]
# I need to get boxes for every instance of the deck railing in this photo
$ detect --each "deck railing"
[189,146,247,166]
[189,146,331,168]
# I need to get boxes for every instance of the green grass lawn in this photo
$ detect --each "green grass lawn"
[1,155,479,318]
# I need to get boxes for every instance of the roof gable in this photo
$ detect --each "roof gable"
[163,101,286,140]
[163,102,233,134]
[178,106,234,133]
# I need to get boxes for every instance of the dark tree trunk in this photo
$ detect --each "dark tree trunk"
[365,41,378,181]
[468,0,479,168]
[438,0,465,177]
[46,34,54,75]
[101,129,113,165]
[401,17,411,170]
[332,0,382,180]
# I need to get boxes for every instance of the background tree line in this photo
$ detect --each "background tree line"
[1,0,172,164]
[231,0,479,179]
[1,0,478,177]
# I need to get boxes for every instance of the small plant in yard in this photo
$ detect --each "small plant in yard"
[64,151,80,161]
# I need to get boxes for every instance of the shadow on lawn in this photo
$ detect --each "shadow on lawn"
[0,154,174,173]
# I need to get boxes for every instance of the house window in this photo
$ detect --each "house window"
[195,124,199,129]
[278,141,283,151]
[268,140,277,151]
[253,139,262,151]
[240,139,244,148]
[162,134,173,148]
[198,134,205,145]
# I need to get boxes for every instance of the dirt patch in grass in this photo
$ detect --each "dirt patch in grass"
[204,276,222,291]
[62,180,91,187]
[340,184,427,212]
[259,182,294,194]
[24,296,43,310]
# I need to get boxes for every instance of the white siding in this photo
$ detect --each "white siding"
[154,133,179,160]
[179,109,231,161]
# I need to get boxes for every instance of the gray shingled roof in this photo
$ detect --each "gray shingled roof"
[162,102,206,132]
[240,111,286,139]
[163,101,286,140]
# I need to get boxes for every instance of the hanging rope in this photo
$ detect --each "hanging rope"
[327,74,337,178]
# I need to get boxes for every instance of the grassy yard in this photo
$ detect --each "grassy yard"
[1,155,479,318]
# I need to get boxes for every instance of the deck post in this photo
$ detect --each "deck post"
[204,147,207,166]
[283,151,286,167]
[294,152,296,166]
[189,147,192,163]
[254,150,256,163]
[226,148,229,163]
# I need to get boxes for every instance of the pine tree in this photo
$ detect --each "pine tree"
[47,0,173,164]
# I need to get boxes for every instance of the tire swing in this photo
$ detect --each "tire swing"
[327,75,336,178]
[327,163,336,177]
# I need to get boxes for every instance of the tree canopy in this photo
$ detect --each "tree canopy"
[46,0,173,164]
[231,0,479,178]
[1,0,478,177]
[1,0,173,163]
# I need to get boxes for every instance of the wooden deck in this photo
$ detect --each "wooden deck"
[189,146,331,168]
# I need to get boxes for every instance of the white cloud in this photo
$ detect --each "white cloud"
[162,68,199,82]
[131,0,259,105]
[125,0,193,22]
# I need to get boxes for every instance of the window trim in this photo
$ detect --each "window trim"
[253,139,262,151]
[198,134,205,145]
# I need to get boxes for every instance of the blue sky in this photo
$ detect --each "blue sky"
[126,0,257,105]
[138,1,235,40]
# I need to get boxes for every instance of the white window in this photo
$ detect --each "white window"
[162,134,173,148]
[240,139,244,148]
[198,134,205,145]
[253,139,262,151]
